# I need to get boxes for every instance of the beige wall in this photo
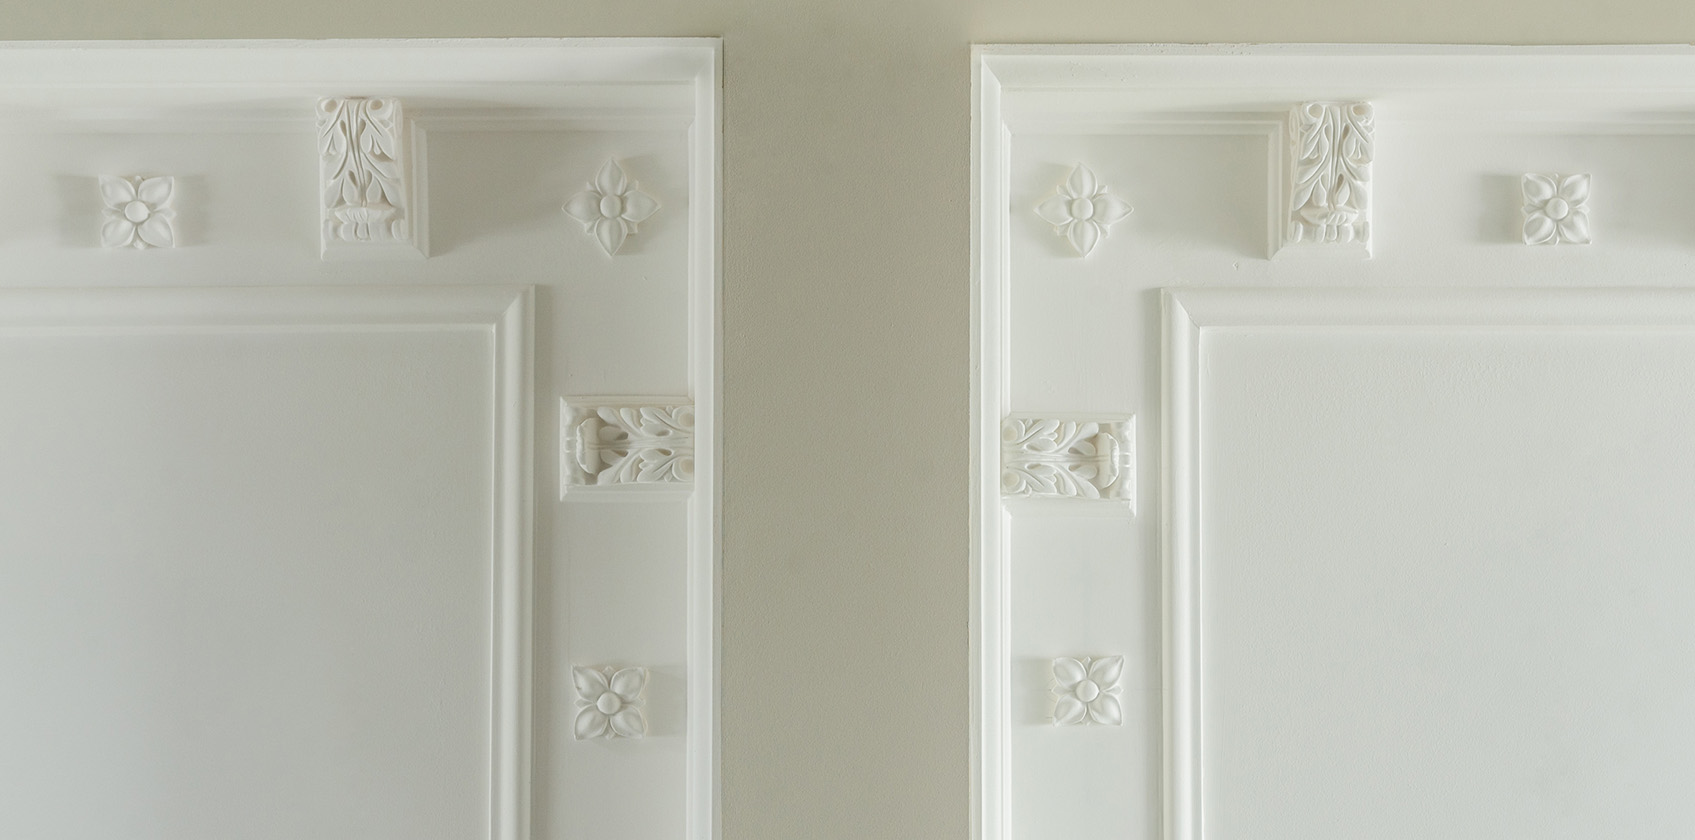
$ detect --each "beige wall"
[10,1,1695,837]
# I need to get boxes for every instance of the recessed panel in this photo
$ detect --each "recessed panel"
[0,324,496,840]
[1199,326,1695,840]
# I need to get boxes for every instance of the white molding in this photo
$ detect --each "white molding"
[571,665,649,740]
[1522,172,1592,245]
[1034,164,1132,257]
[1001,415,1135,505]
[1051,655,1125,727]
[564,158,661,256]
[560,398,695,494]
[0,38,719,840]
[99,175,176,249]
[973,45,1695,840]
[0,284,532,840]
[1282,102,1372,255]
[318,96,425,260]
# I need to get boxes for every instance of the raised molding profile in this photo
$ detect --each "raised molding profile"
[1285,101,1374,254]
[317,96,424,260]
[1052,656,1125,727]
[1001,416,1134,506]
[1523,173,1592,245]
[572,665,649,740]
[1034,164,1132,257]
[561,399,695,493]
[564,159,660,256]
[99,176,176,249]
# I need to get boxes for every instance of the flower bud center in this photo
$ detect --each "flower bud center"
[600,194,624,218]
[1070,197,1095,221]
[1075,679,1101,702]
[1544,198,1570,221]
[596,692,623,715]
[124,201,151,224]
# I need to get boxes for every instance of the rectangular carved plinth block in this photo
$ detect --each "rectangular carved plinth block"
[562,399,695,494]
[1001,415,1134,506]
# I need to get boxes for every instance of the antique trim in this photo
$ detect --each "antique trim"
[1034,164,1132,257]
[572,665,649,740]
[317,96,425,259]
[1285,101,1374,254]
[1052,656,1125,727]
[562,399,695,492]
[1001,416,1134,505]
[99,175,176,249]
[1522,173,1591,244]
[564,159,660,256]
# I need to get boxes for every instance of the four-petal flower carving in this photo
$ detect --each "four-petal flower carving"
[1036,164,1132,257]
[1522,173,1591,245]
[572,665,648,740]
[100,175,176,250]
[1052,655,1123,727]
[564,159,660,256]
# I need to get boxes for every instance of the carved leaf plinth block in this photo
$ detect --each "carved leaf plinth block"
[1522,173,1591,245]
[572,665,648,740]
[317,96,422,259]
[1001,416,1134,505]
[562,400,695,490]
[1286,101,1374,254]
[1034,163,1132,257]
[99,176,176,249]
[1052,656,1124,727]
[564,159,660,256]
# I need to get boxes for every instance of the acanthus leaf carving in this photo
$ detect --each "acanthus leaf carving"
[1285,101,1373,253]
[317,96,420,258]
[1001,416,1134,506]
[562,399,695,490]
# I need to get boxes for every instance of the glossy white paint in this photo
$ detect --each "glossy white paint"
[975,45,1695,840]
[0,39,719,840]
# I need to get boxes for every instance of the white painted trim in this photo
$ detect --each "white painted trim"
[0,284,532,840]
[972,44,1695,840]
[0,37,720,840]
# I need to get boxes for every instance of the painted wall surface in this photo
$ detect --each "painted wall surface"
[7,1,1695,837]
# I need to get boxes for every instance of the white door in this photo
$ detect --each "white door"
[974,46,1695,840]
[0,40,718,840]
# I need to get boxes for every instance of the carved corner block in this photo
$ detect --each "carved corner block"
[571,665,648,740]
[561,398,695,494]
[317,96,426,260]
[1282,101,1374,257]
[1001,415,1134,507]
[1052,655,1124,727]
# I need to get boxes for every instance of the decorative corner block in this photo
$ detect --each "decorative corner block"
[1284,101,1374,254]
[317,96,424,260]
[1034,163,1132,257]
[1052,655,1124,727]
[1522,173,1591,245]
[1001,416,1134,505]
[562,399,695,491]
[572,665,647,740]
[564,159,659,256]
[99,175,176,249]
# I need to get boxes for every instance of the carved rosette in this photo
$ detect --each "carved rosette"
[1522,173,1591,245]
[563,401,695,489]
[99,175,176,250]
[1001,416,1134,504]
[317,97,416,257]
[572,665,648,740]
[1286,101,1374,252]
[1052,656,1124,727]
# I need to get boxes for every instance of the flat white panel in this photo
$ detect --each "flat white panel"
[0,292,521,840]
[1197,325,1695,840]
